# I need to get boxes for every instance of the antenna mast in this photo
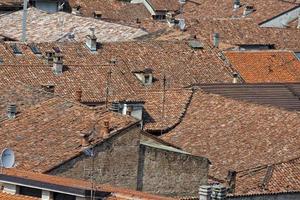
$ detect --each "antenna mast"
[160,74,166,136]
[21,0,28,42]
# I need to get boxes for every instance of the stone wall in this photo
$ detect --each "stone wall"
[137,144,209,197]
[48,124,141,189]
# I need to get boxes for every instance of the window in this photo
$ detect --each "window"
[11,44,22,55]
[19,186,42,198]
[53,193,76,200]
[29,44,41,54]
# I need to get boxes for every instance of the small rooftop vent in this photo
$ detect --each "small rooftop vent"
[7,104,17,119]
[188,39,204,49]
[41,84,55,93]
[243,5,255,16]
[233,0,240,9]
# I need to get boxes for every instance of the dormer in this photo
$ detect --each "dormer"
[86,28,97,51]
[133,68,153,86]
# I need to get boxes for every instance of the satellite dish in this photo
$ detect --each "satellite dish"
[0,148,15,168]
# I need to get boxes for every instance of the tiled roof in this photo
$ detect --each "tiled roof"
[1,169,176,200]
[0,96,137,172]
[69,0,151,22]
[188,18,300,51]
[235,157,300,195]
[162,89,300,180]
[0,7,147,42]
[198,83,300,111]
[0,80,54,122]
[0,0,22,7]
[225,51,300,83]
[183,0,300,24]
[0,192,39,200]
[147,0,179,11]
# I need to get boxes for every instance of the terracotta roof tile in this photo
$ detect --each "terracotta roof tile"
[235,157,300,195]
[162,90,300,180]
[0,8,147,42]
[225,51,300,83]
[0,96,137,172]
[0,192,39,200]
[147,0,180,11]
[1,169,176,200]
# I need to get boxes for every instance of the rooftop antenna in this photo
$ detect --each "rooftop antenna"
[0,148,15,173]
[105,60,115,108]
[21,0,28,42]
[160,74,167,136]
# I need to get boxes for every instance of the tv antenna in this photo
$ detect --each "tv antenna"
[0,148,15,173]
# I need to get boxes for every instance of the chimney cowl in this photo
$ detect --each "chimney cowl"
[7,104,17,119]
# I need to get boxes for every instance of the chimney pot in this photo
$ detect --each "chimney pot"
[101,120,110,138]
[79,133,90,147]
[199,185,212,200]
[75,90,82,102]
[7,104,17,119]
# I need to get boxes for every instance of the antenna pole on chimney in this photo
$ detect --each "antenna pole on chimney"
[105,66,112,108]
[21,0,28,42]
[160,74,166,136]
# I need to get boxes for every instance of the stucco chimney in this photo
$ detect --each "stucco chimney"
[86,28,97,51]
[7,104,17,119]
[75,90,82,102]
[199,185,212,200]
[213,33,220,48]
[52,53,63,75]
[101,120,110,138]
[79,133,90,148]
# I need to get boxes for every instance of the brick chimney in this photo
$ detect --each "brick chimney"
[52,53,63,75]
[101,120,110,138]
[7,104,17,119]
[75,90,82,102]
[79,133,90,148]
[199,185,212,200]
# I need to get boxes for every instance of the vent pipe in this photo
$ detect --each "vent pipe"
[213,33,220,48]
[7,104,17,119]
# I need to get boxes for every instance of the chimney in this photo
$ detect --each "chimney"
[101,120,110,138]
[199,185,212,200]
[86,28,97,51]
[79,133,90,148]
[232,72,238,83]
[211,185,227,200]
[52,53,63,75]
[75,90,82,102]
[233,0,240,9]
[213,33,220,48]
[227,170,237,193]
[7,104,17,119]
[45,51,54,64]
